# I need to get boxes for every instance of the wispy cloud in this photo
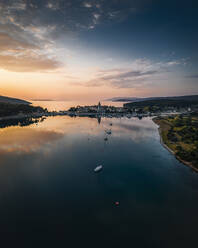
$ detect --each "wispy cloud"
[0,31,61,72]
[0,0,190,77]
[0,32,37,51]
[0,0,143,72]
[185,74,198,79]
[0,53,61,72]
[81,58,186,88]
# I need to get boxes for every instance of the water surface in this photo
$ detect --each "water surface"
[0,116,198,247]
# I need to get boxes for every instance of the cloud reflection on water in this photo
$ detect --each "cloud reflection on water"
[0,127,63,155]
[0,116,159,158]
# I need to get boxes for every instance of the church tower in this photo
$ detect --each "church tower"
[97,101,101,112]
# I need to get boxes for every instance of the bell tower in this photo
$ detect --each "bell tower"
[97,101,101,112]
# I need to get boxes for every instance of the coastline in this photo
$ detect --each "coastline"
[1,110,197,173]
[0,112,46,121]
[0,111,152,121]
[153,118,198,173]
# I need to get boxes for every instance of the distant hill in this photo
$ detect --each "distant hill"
[107,96,167,102]
[108,95,198,103]
[124,95,198,109]
[32,99,54,101]
[106,97,140,102]
[0,95,31,105]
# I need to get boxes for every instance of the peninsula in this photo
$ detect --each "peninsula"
[153,113,198,172]
[0,95,48,128]
[0,95,30,105]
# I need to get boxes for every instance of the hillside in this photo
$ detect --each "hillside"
[124,95,198,109]
[153,113,198,171]
[0,96,46,117]
[0,95,31,105]
[0,102,45,117]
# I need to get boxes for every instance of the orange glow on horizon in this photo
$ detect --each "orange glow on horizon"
[0,69,141,101]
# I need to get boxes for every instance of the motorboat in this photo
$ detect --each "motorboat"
[94,165,103,172]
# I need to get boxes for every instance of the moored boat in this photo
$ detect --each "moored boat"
[94,165,103,172]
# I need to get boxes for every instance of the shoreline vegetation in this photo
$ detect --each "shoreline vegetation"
[0,102,47,128]
[0,101,181,122]
[153,114,198,172]
[0,116,46,129]
[0,102,47,118]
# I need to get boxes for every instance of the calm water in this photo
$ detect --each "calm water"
[0,116,198,247]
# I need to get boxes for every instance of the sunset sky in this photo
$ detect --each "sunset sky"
[0,0,197,101]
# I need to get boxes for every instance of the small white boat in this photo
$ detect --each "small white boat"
[94,165,103,172]
[105,129,112,135]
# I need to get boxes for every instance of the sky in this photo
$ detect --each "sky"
[0,0,197,101]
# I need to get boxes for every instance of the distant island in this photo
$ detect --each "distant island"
[32,99,55,101]
[106,97,141,102]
